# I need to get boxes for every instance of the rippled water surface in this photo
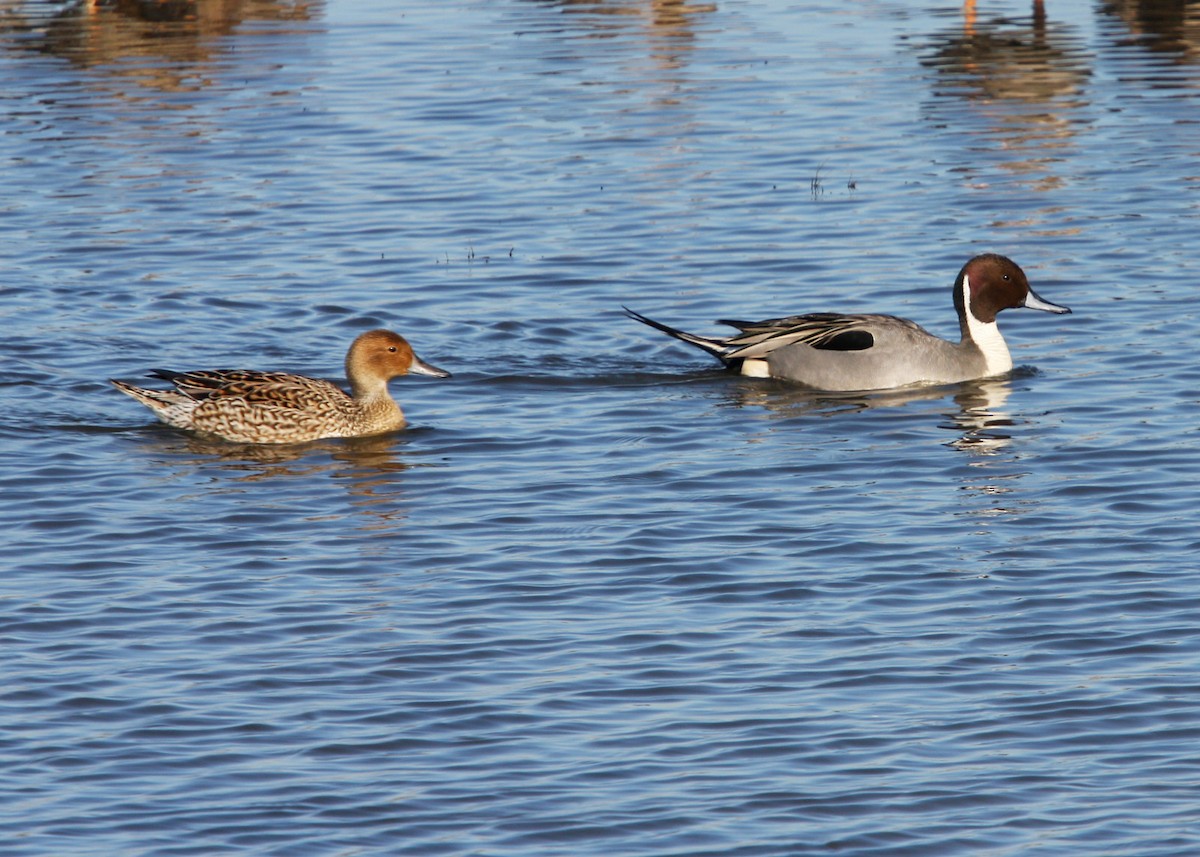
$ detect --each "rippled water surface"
[3,0,1200,854]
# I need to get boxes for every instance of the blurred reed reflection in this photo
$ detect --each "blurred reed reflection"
[2,0,317,89]
[536,0,716,71]
[1102,0,1200,63]
[918,0,1092,190]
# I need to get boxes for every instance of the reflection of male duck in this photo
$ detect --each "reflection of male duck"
[724,372,996,414]
[724,376,1017,455]
[942,377,1014,454]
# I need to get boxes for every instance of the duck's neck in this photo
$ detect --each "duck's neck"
[350,376,399,410]
[350,383,405,432]
[961,314,1012,376]
[958,274,1013,376]
[349,374,390,401]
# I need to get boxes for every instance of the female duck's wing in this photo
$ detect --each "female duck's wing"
[149,370,355,442]
[152,369,348,410]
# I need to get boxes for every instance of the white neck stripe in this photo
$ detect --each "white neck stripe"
[962,274,1013,375]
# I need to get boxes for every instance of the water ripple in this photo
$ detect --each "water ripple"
[3,0,1200,855]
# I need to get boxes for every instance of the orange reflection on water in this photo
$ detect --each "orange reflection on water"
[7,0,317,91]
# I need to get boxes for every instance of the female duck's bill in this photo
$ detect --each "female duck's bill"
[111,329,450,444]
[624,253,1070,392]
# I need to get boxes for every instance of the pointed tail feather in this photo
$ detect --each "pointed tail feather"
[622,306,733,364]
[110,378,171,407]
[110,378,196,428]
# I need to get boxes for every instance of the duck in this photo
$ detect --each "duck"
[111,329,450,444]
[624,253,1070,392]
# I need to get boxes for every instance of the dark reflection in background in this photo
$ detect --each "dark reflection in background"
[526,0,716,71]
[1,0,317,89]
[1101,0,1200,63]
[917,0,1198,193]
[917,2,1091,193]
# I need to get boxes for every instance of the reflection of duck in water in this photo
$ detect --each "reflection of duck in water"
[4,0,314,89]
[81,0,311,26]
[112,329,450,444]
[923,0,1091,103]
[918,2,1093,187]
[724,376,1017,457]
[175,431,409,465]
[1101,0,1200,63]
[138,431,419,532]
[551,0,716,72]
[941,376,1014,454]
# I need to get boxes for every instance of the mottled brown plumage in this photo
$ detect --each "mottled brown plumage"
[111,329,450,444]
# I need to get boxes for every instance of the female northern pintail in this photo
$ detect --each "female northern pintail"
[111,329,450,444]
[625,253,1070,392]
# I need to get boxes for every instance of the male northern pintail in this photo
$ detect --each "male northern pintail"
[625,253,1070,392]
[111,329,450,444]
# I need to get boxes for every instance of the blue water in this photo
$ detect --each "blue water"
[3,0,1200,854]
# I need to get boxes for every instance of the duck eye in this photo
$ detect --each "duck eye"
[388,346,398,353]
